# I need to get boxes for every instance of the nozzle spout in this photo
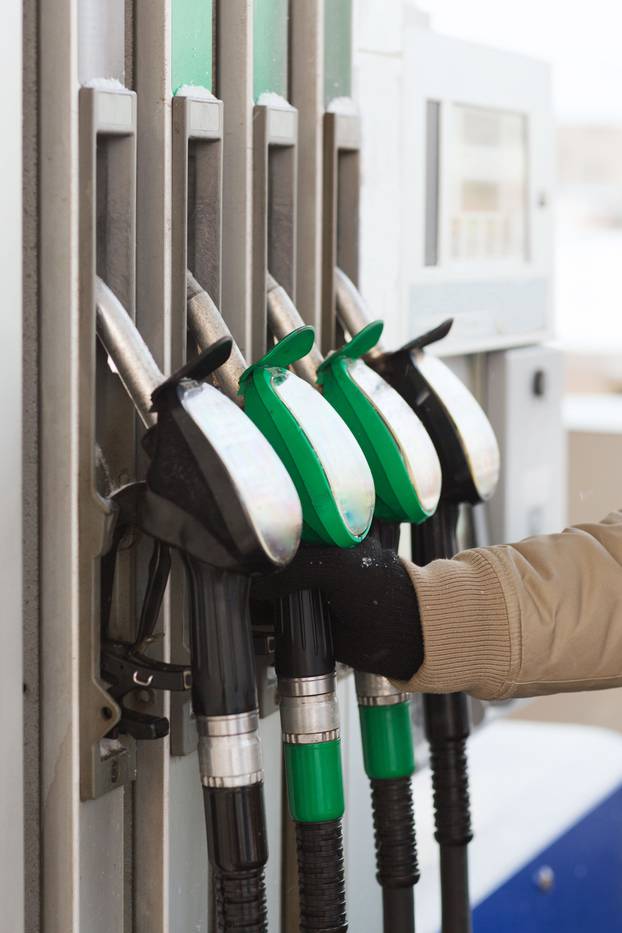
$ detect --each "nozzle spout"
[186,271,248,405]
[95,277,162,427]
[335,268,384,359]
[266,274,324,384]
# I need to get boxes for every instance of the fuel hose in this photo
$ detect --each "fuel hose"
[275,587,347,933]
[412,501,473,933]
[184,561,268,933]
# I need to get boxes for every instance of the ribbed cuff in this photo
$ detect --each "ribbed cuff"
[396,551,515,700]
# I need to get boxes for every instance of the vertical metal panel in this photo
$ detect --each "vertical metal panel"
[169,755,208,932]
[135,0,172,375]
[80,793,127,930]
[0,2,24,933]
[217,0,254,358]
[78,86,139,803]
[259,710,285,931]
[171,95,223,370]
[22,0,40,924]
[251,103,298,359]
[171,0,213,93]
[321,112,361,354]
[39,0,80,929]
[290,0,325,333]
[253,0,289,99]
[134,5,174,931]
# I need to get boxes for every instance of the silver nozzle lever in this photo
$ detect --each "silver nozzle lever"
[266,273,324,385]
[186,271,247,406]
[334,268,384,359]
[95,277,163,428]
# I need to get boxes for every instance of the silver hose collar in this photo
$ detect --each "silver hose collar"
[197,712,263,788]
[278,675,340,744]
[355,671,409,707]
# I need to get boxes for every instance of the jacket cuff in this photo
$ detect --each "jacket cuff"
[397,551,515,700]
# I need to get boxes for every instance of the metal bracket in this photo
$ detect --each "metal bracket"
[172,94,224,364]
[170,94,224,756]
[321,110,361,354]
[252,102,298,361]
[78,85,138,799]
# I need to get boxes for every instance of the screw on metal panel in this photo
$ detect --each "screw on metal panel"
[534,865,555,892]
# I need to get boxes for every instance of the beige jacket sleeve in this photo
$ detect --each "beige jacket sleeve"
[400,510,622,701]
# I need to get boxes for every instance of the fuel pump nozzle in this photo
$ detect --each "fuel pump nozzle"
[334,267,501,933]
[187,272,376,933]
[96,277,303,933]
[264,274,446,933]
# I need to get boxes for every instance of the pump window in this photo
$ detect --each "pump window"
[445,104,528,265]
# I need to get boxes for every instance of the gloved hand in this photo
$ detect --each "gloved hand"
[252,535,423,681]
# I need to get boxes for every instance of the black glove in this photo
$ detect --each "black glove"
[252,535,423,681]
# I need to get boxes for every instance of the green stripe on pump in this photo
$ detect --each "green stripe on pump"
[253,0,289,99]
[324,0,352,104]
[284,741,345,823]
[358,703,415,780]
[171,0,213,94]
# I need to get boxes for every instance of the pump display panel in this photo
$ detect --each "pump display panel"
[403,27,554,354]
[442,105,528,267]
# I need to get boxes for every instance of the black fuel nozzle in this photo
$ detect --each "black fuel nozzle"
[96,279,302,933]
[140,342,301,933]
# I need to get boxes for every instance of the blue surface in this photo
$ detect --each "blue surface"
[473,783,622,932]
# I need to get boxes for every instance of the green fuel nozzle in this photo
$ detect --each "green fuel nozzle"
[238,322,377,933]
[266,273,447,933]
[187,273,378,933]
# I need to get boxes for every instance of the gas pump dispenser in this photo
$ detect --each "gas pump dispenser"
[265,276,444,933]
[335,268,501,933]
[95,278,303,933]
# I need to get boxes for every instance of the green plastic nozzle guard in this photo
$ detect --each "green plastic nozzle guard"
[317,321,436,524]
[358,702,415,780]
[239,326,374,547]
[284,741,345,823]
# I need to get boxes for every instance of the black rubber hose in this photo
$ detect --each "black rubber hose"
[371,777,418,933]
[425,692,473,933]
[439,847,472,933]
[296,820,348,933]
[413,505,473,933]
[368,522,418,933]
[383,887,416,933]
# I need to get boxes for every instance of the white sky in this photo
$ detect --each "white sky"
[418,0,622,124]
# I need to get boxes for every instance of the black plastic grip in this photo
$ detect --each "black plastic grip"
[296,820,348,933]
[275,588,335,680]
[184,558,258,717]
[204,784,268,933]
[410,500,459,565]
